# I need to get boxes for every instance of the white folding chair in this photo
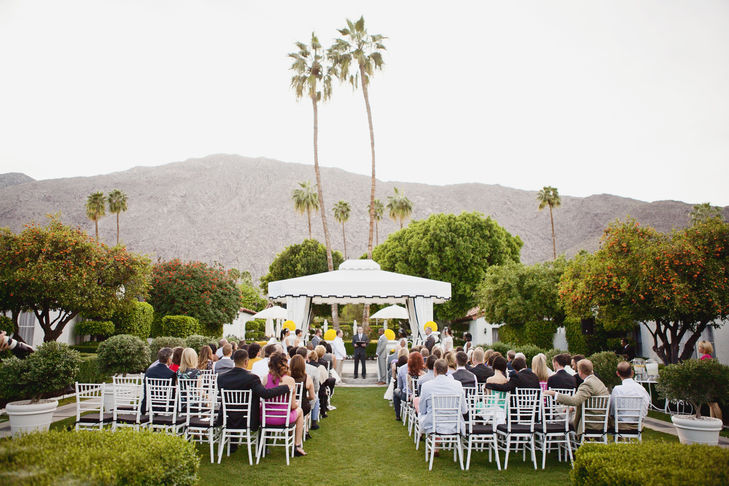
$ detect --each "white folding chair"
[146,378,185,435]
[424,394,465,471]
[294,381,311,442]
[75,383,111,431]
[257,391,296,466]
[407,376,420,437]
[537,392,574,469]
[580,395,611,444]
[219,389,258,465]
[613,395,644,443]
[181,380,219,463]
[112,380,147,431]
[496,388,540,470]
[463,391,507,470]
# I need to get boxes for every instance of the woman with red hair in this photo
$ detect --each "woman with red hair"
[407,351,426,413]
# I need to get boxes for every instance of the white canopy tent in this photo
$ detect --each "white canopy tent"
[252,305,288,338]
[266,259,451,343]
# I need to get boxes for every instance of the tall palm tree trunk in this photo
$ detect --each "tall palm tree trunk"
[312,96,339,328]
[116,213,120,245]
[306,207,312,239]
[361,65,377,330]
[375,220,379,246]
[341,222,347,259]
[95,220,99,242]
[549,205,556,260]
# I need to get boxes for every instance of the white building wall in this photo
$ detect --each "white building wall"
[639,320,729,365]
[223,311,256,340]
[7,311,81,347]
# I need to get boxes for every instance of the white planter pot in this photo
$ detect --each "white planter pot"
[5,399,58,437]
[671,414,723,445]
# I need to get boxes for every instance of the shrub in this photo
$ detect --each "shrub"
[77,355,110,383]
[545,348,566,365]
[70,341,101,353]
[113,301,154,339]
[496,324,524,346]
[490,341,513,357]
[588,351,624,390]
[524,321,558,350]
[657,358,729,419]
[0,429,199,485]
[75,320,115,340]
[184,334,217,353]
[0,315,13,333]
[515,344,547,363]
[571,442,729,486]
[149,336,185,361]
[0,342,81,401]
[96,334,150,376]
[160,315,200,338]
[564,318,588,355]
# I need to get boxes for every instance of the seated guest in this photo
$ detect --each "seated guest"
[452,351,477,388]
[217,349,290,450]
[319,343,334,371]
[444,351,457,375]
[469,348,494,383]
[487,351,502,368]
[142,347,176,413]
[230,342,238,353]
[216,339,228,358]
[431,346,443,359]
[417,355,437,391]
[309,349,333,415]
[296,347,321,425]
[177,348,201,379]
[569,354,586,386]
[485,356,509,391]
[252,343,278,383]
[287,346,297,360]
[419,359,468,435]
[506,350,516,374]
[407,351,427,394]
[392,352,413,421]
[169,347,183,372]
[485,356,540,393]
[197,345,215,371]
[532,353,552,390]
[262,353,307,457]
[214,344,234,375]
[547,353,577,390]
[482,349,495,368]
[545,359,609,435]
[290,355,316,425]
[391,348,408,383]
[609,361,650,431]
[246,343,262,370]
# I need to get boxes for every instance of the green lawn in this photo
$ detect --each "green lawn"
[196,387,678,486]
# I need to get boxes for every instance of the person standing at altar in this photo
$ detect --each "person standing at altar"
[376,328,389,385]
[353,326,368,379]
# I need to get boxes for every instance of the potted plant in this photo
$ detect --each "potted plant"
[0,342,82,436]
[657,358,729,445]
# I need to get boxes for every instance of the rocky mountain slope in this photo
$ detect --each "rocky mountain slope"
[0,154,722,282]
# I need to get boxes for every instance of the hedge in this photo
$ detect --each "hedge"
[344,341,378,358]
[0,429,199,485]
[97,334,151,376]
[70,341,101,353]
[149,336,186,360]
[160,315,200,338]
[0,342,81,401]
[184,334,218,353]
[113,301,154,339]
[588,351,623,390]
[75,320,115,339]
[0,315,13,334]
[571,442,729,486]
[77,355,110,383]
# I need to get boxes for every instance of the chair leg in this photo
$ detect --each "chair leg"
[429,439,436,471]
[531,436,537,470]
[209,430,215,463]
[217,431,225,464]
[542,436,547,470]
[493,436,501,471]
[465,438,472,470]
[247,434,254,466]
[256,431,264,464]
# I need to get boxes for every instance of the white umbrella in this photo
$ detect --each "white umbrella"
[252,306,288,319]
[370,305,409,320]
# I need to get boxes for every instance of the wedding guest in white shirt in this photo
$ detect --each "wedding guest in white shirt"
[610,361,651,431]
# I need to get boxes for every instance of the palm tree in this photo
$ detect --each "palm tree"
[85,192,106,242]
[537,186,561,259]
[369,199,384,245]
[290,33,340,327]
[329,16,386,259]
[107,189,128,245]
[386,187,413,229]
[333,201,351,259]
[291,181,319,239]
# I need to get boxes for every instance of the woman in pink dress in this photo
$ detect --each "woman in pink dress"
[262,352,307,456]
[698,341,722,420]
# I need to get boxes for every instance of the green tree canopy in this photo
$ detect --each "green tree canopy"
[107,189,128,246]
[86,192,106,242]
[260,239,344,295]
[148,259,241,337]
[386,187,413,229]
[291,181,320,240]
[372,212,522,320]
[0,218,151,342]
[537,186,561,259]
[333,200,351,259]
[559,217,729,364]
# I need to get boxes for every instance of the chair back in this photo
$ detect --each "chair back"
[146,377,177,419]
[295,381,305,405]
[181,380,218,426]
[113,375,143,386]
[462,386,478,398]
[432,394,463,435]
[506,388,540,432]
[549,387,577,396]
[613,395,644,432]
[477,382,487,395]
[75,383,105,421]
[260,391,293,427]
[406,374,419,399]
[198,370,218,389]
[220,389,253,429]
[541,392,570,433]
[112,382,142,415]
[582,395,611,434]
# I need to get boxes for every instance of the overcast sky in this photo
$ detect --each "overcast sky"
[1,1,728,205]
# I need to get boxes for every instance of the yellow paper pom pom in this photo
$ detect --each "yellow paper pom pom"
[425,321,438,332]
[324,329,337,341]
[283,320,296,331]
[384,329,396,340]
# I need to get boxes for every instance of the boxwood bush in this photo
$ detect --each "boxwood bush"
[0,429,199,485]
[113,301,154,339]
[0,342,81,401]
[160,315,200,338]
[96,334,150,376]
[149,336,186,360]
[588,350,624,390]
[76,320,115,340]
[77,355,110,383]
[571,442,729,486]
[184,334,217,353]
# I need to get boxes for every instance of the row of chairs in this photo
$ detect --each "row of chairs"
[399,382,645,471]
[74,374,312,466]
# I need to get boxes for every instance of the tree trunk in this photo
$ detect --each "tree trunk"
[311,95,338,327]
[399,218,403,230]
[116,212,120,245]
[95,219,99,242]
[306,207,312,240]
[375,220,379,245]
[549,205,556,260]
[360,64,377,260]
[35,308,77,342]
[342,222,347,259]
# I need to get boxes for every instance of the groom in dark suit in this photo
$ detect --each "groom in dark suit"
[217,349,290,431]
[353,326,368,379]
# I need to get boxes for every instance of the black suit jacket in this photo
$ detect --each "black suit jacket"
[141,362,177,413]
[452,368,477,388]
[486,368,541,393]
[546,369,577,390]
[217,367,289,430]
[469,364,494,384]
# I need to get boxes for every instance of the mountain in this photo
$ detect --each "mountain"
[0,155,723,282]
[0,172,35,189]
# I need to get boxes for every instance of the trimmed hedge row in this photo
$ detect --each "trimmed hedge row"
[571,442,729,486]
[113,301,154,339]
[77,354,110,383]
[160,315,200,338]
[0,429,200,485]
[97,334,151,376]
[76,320,115,339]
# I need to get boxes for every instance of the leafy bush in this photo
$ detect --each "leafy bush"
[160,315,200,338]
[70,341,101,353]
[149,336,185,361]
[516,344,546,363]
[524,321,558,350]
[113,301,154,339]
[588,351,623,390]
[490,341,513,357]
[545,348,566,365]
[496,324,524,346]
[184,334,217,353]
[75,320,115,339]
[564,318,588,355]
[657,358,729,418]
[96,334,150,376]
[0,429,199,485]
[571,442,729,486]
[0,342,81,401]
[0,315,13,334]
[77,355,110,383]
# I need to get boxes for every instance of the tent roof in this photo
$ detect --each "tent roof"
[267,259,451,305]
